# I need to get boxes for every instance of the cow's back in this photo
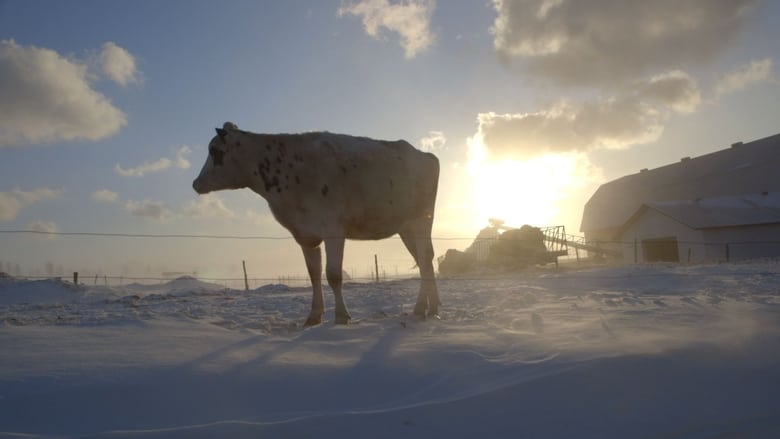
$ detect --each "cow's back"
[265,132,438,240]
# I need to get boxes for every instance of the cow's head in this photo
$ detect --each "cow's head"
[192,122,245,194]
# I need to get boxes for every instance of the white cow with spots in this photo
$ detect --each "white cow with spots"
[193,122,440,326]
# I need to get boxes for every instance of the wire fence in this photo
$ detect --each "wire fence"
[3,229,780,288]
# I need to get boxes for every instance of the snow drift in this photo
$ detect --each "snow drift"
[1,262,779,438]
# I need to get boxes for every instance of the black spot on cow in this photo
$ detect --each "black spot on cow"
[295,175,301,184]
[276,157,283,164]
[264,157,271,167]
[389,178,394,188]
[321,184,329,197]
[339,165,347,174]
[265,144,272,151]
[288,163,293,169]
[257,161,281,193]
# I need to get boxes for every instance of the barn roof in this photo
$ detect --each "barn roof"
[620,192,780,232]
[581,133,780,233]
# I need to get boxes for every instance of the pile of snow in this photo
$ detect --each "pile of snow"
[0,277,80,305]
[1,262,779,438]
[123,275,226,295]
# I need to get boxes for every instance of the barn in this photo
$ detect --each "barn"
[580,133,780,263]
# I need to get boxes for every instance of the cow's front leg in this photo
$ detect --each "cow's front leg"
[325,237,351,324]
[301,245,324,326]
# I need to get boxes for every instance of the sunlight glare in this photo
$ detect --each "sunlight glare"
[465,135,591,231]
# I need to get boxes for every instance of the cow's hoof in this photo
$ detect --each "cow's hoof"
[304,316,322,327]
[334,314,352,325]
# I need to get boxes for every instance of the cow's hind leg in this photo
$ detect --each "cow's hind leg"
[400,219,439,317]
[324,237,351,324]
[302,245,324,326]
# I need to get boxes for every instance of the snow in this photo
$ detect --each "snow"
[1,263,780,438]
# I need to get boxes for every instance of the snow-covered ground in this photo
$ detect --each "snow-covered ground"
[1,262,779,438]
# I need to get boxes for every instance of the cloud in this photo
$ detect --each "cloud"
[92,189,118,203]
[636,70,701,113]
[175,146,192,169]
[115,146,192,177]
[99,42,141,86]
[27,220,60,237]
[0,188,63,222]
[115,158,172,177]
[473,72,699,159]
[420,130,446,152]
[490,0,758,86]
[715,58,774,95]
[124,200,175,222]
[182,194,235,219]
[339,0,436,58]
[0,39,129,147]
[474,103,659,159]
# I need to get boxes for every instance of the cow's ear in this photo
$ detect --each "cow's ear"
[216,128,227,141]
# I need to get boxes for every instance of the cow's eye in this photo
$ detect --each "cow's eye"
[209,148,225,166]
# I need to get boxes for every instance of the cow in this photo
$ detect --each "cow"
[193,122,440,326]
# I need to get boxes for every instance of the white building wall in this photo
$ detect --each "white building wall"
[701,225,780,261]
[620,210,780,263]
[619,210,705,263]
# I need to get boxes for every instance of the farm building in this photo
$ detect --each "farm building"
[581,133,780,263]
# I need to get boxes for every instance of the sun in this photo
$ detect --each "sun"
[464,137,588,231]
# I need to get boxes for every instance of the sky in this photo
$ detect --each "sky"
[1,0,779,281]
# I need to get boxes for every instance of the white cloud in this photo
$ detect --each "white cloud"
[175,146,192,170]
[0,39,128,147]
[115,158,173,177]
[490,0,758,86]
[183,194,235,219]
[124,200,175,222]
[715,58,774,95]
[339,0,436,58]
[99,42,140,86]
[474,102,661,160]
[420,130,446,152]
[92,189,119,203]
[116,146,193,177]
[473,72,699,159]
[0,188,63,222]
[27,220,60,237]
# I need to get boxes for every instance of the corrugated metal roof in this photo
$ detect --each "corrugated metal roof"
[581,133,780,233]
[645,193,780,229]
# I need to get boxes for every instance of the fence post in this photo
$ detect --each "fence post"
[242,260,249,291]
[374,254,379,282]
[73,272,78,286]
[634,238,638,264]
[725,243,730,262]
